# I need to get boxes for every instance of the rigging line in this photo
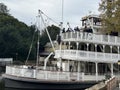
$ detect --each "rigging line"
[25,24,36,65]
[36,15,41,67]
[62,0,64,23]
[39,10,55,52]
[40,10,60,26]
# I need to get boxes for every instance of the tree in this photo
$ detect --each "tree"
[0,3,9,14]
[0,13,37,61]
[0,12,60,61]
[99,0,120,34]
[0,3,60,61]
[39,25,60,52]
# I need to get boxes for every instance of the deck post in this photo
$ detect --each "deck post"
[33,70,36,78]
[76,42,79,59]
[103,45,105,59]
[69,42,71,49]
[95,44,97,59]
[87,43,89,51]
[95,62,98,81]
[77,61,80,80]
[110,46,112,59]
[118,46,119,59]
[68,60,70,80]
[111,63,113,77]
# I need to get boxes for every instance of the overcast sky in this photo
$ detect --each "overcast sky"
[1,0,100,28]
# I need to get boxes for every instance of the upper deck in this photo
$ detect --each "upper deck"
[62,31,120,46]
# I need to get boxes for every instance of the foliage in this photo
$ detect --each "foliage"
[0,3,60,61]
[0,13,37,61]
[0,13,60,61]
[99,0,120,33]
[40,25,60,52]
[0,3,9,14]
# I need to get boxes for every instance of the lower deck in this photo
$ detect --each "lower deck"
[5,65,107,81]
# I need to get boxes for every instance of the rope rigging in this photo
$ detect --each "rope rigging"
[40,10,60,27]
[25,24,36,65]
[25,10,58,64]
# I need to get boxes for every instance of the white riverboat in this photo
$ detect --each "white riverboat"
[2,10,120,89]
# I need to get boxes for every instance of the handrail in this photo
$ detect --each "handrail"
[6,66,85,81]
[6,66,107,81]
[55,50,119,63]
[62,32,120,46]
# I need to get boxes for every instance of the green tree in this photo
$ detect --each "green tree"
[0,3,9,14]
[0,12,60,61]
[0,13,37,61]
[40,25,60,52]
[99,0,120,33]
[0,3,60,62]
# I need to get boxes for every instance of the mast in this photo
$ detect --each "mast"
[61,0,64,34]
[38,10,55,52]
[36,12,41,67]
[59,0,64,71]
[62,0,64,27]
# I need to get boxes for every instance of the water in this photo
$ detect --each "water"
[0,77,23,90]
[0,80,86,90]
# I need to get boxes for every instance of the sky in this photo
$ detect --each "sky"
[0,0,100,28]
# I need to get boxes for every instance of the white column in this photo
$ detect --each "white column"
[64,42,66,49]
[95,62,98,81]
[95,44,97,52]
[69,42,71,49]
[103,45,105,53]
[95,44,97,59]
[77,31,79,40]
[68,60,70,71]
[118,46,119,54]
[103,45,105,59]
[76,42,79,59]
[63,42,66,57]
[110,46,113,76]
[76,42,79,50]
[110,46,112,60]
[87,43,89,51]
[111,63,113,77]
[68,60,70,81]
[110,46,112,53]
[77,61,80,80]
[59,41,62,71]
[118,46,119,59]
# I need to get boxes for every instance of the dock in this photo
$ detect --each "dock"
[85,76,117,90]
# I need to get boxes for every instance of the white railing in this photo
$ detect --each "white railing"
[62,32,120,46]
[55,50,119,63]
[6,66,85,81]
[0,58,13,62]
[6,66,106,81]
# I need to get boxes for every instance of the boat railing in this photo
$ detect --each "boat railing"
[6,66,85,81]
[62,32,120,46]
[55,50,119,63]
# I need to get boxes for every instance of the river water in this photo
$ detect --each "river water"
[0,77,27,90]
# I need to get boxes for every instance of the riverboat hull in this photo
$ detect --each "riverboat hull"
[2,74,98,90]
